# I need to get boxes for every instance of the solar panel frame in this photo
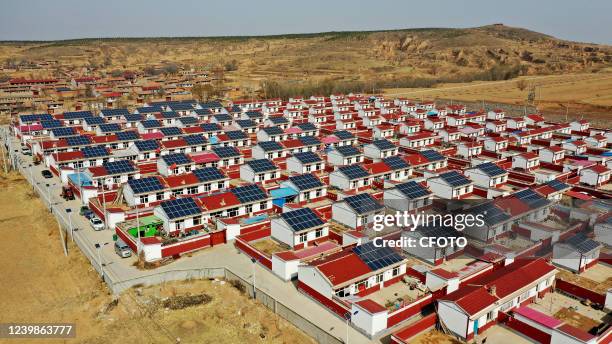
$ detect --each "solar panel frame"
[183,134,207,146]
[372,139,396,151]
[514,189,550,208]
[116,131,140,141]
[333,130,355,140]
[65,135,92,146]
[421,149,445,162]
[439,171,472,187]
[160,197,201,220]
[478,162,506,177]
[133,139,160,152]
[352,242,404,271]
[20,113,53,123]
[160,127,183,136]
[140,119,162,128]
[82,146,110,158]
[200,123,222,132]
[395,181,431,199]
[103,160,135,175]
[263,126,284,135]
[247,159,278,173]
[383,156,410,170]
[287,174,324,191]
[231,184,267,203]
[212,146,240,158]
[339,165,370,180]
[41,119,63,129]
[51,127,77,137]
[258,141,283,152]
[235,119,256,128]
[226,130,248,140]
[335,145,361,157]
[280,208,325,232]
[344,193,383,214]
[128,177,165,194]
[293,152,322,164]
[547,179,569,191]
[297,122,317,131]
[84,116,105,125]
[162,153,192,166]
[298,135,321,146]
[98,123,122,133]
[193,167,226,182]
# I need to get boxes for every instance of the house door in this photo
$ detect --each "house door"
[473,319,479,336]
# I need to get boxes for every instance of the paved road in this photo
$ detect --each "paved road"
[3,129,377,344]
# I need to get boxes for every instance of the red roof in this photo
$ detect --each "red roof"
[190,152,219,164]
[316,252,372,286]
[430,268,458,279]
[557,324,595,342]
[440,259,556,316]
[355,299,387,314]
[164,173,201,188]
[200,191,241,211]
[586,164,610,174]
[544,146,564,153]
[513,307,563,329]
[366,161,392,174]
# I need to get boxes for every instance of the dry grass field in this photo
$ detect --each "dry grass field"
[0,171,314,344]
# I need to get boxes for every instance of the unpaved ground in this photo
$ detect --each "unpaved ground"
[409,330,462,344]
[555,307,601,331]
[0,171,314,344]
[556,269,612,294]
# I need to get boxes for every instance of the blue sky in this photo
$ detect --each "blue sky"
[1,0,611,44]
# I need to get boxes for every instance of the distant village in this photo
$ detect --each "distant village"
[3,64,612,344]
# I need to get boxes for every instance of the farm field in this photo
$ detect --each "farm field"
[0,171,313,344]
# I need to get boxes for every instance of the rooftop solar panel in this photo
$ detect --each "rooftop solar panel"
[263,126,284,135]
[258,141,283,152]
[231,184,267,203]
[547,179,570,191]
[335,145,361,157]
[235,119,256,128]
[160,197,201,220]
[293,152,322,164]
[247,159,277,173]
[287,174,324,191]
[168,103,195,111]
[201,123,222,132]
[160,127,183,136]
[226,130,248,140]
[20,113,53,123]
[137,106,161,114]
[116,131,140,141]
[213,114,232,122]
[200,101,223,109]
[514,189,550,208]
[183,134,207,146]
[63,110,93,119]
[41,119,63,129]
[193,167,226,182]
[194,108,212,116]
[82,146,110,158]
[51,127,77,137]
[421,149,445,162]
[178,116,198,125]
[124,114,144,122]
[84,117,105,125]
[338,165,370,180]
[439,171,471,187]
[101,108,130,117]
[477,162,507,177]
[268,116,288,124]
[280,208,325,232]
[464,202,510,226]
[162,153,192,166]
[245,111,263,118]
[65,135,92,146]
[140,119,162,128]
[333,130,354,140]
[372,139,396,151]
[103,160,135,175]
[99,123,122,133]
[297,122,317,131]
[344,193,383,214]
[133,139,159,152]
[298,135,321,146]
[160,111,180,119]
[383,156,410,170]
[565,233,601,253]
[395,181,431,199]
[128,177,165,194]
[212,146,240,158]
[352,242,404,271]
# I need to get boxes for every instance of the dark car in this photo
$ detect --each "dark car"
[79,206,93,218]
[41,170,53,179]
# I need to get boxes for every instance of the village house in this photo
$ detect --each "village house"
[326,145,364,166]
[332,193,384,229]
[239,158,280,184]
[363,139,399,160]
[427,171,474,199]
[579,164,611,186]
[329,164,373,190]
[464,162,508,189]
[286,151,325,174]
[271,208,328,249]
[280,173,327,203]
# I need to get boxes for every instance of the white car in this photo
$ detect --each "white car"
[89,217,105,231]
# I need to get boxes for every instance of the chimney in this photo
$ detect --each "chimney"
[488,285,497,297]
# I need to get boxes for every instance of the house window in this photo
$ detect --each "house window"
[392,266,401,276]
[139,195,148,204]
[245,204,253,213]
[315,228,323,238]
[175,220,185,231]
[376,273,384,284]
[193,216,201,226]
[227,208,238,217]
[156,192,164,201]
[299,232,307,243]
[259,201,267,210]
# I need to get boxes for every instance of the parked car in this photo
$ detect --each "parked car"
[114,239,132,258]
[41,170,53,179]
[61,186,74,200]
[80,206,93,218]
[89,216,104,231]
[21,147,32,155]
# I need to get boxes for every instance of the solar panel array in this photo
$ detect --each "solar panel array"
[160,198,201,220]
[372,139,396,151]
[41,119,63,129]
[247,159,277,173]
[193,167,226,182]
[258,141,283,152]
[160,127,183,136]
[51,127,77,137]
[116,131,140,141]
[421,149,445,162]
[395,181,430,199]
[178,116,198,125]
[137,106,161,114]
[99,123,122,133]
[226,130,248,140]
[299,135,321,146]
[63,110,93,119]
[288,173,324,190]
[124,114,144,122]
[103,160,135,175]
[66,135,92,146]
[344,193,383,214]
[547,179,569,191]
[20,113,53,122]
[141,119,162,128]
[231,184,267,203]
[183,134,207,146]
[128,176,164,194]
[353,242,404,271]
[465,202,510,226]
[84,117,105,125]
[297,123,317,131]
[213,146,240,158]
[478,162,506,177]
[245,111,263,118]
[280,208,325,232]
[514,189,549,208]
[293,152,322,164]
[439,171,471,187]
[168,103,194,111]
[335,145,361,157]
[134,139,159,151]
[82,146,109,158]
[101,108,129,117]
[333,130,354,140]
[339,165,370,180]
[213,114,232,122]
[268,116,288,124]
[565,233,601,253]
[417,224,462,238]
[162,153,192,166]
[263,126,284,135]
[383,156,410,170]
[160,111,179,119]
[201,123,221,132]
[195,108,212,116]
[236,119,256,128]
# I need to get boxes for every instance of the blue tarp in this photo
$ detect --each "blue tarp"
[68,172,94,186]
[209,136,219,144]
[244,213,268,225]
[270,187,298,199]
